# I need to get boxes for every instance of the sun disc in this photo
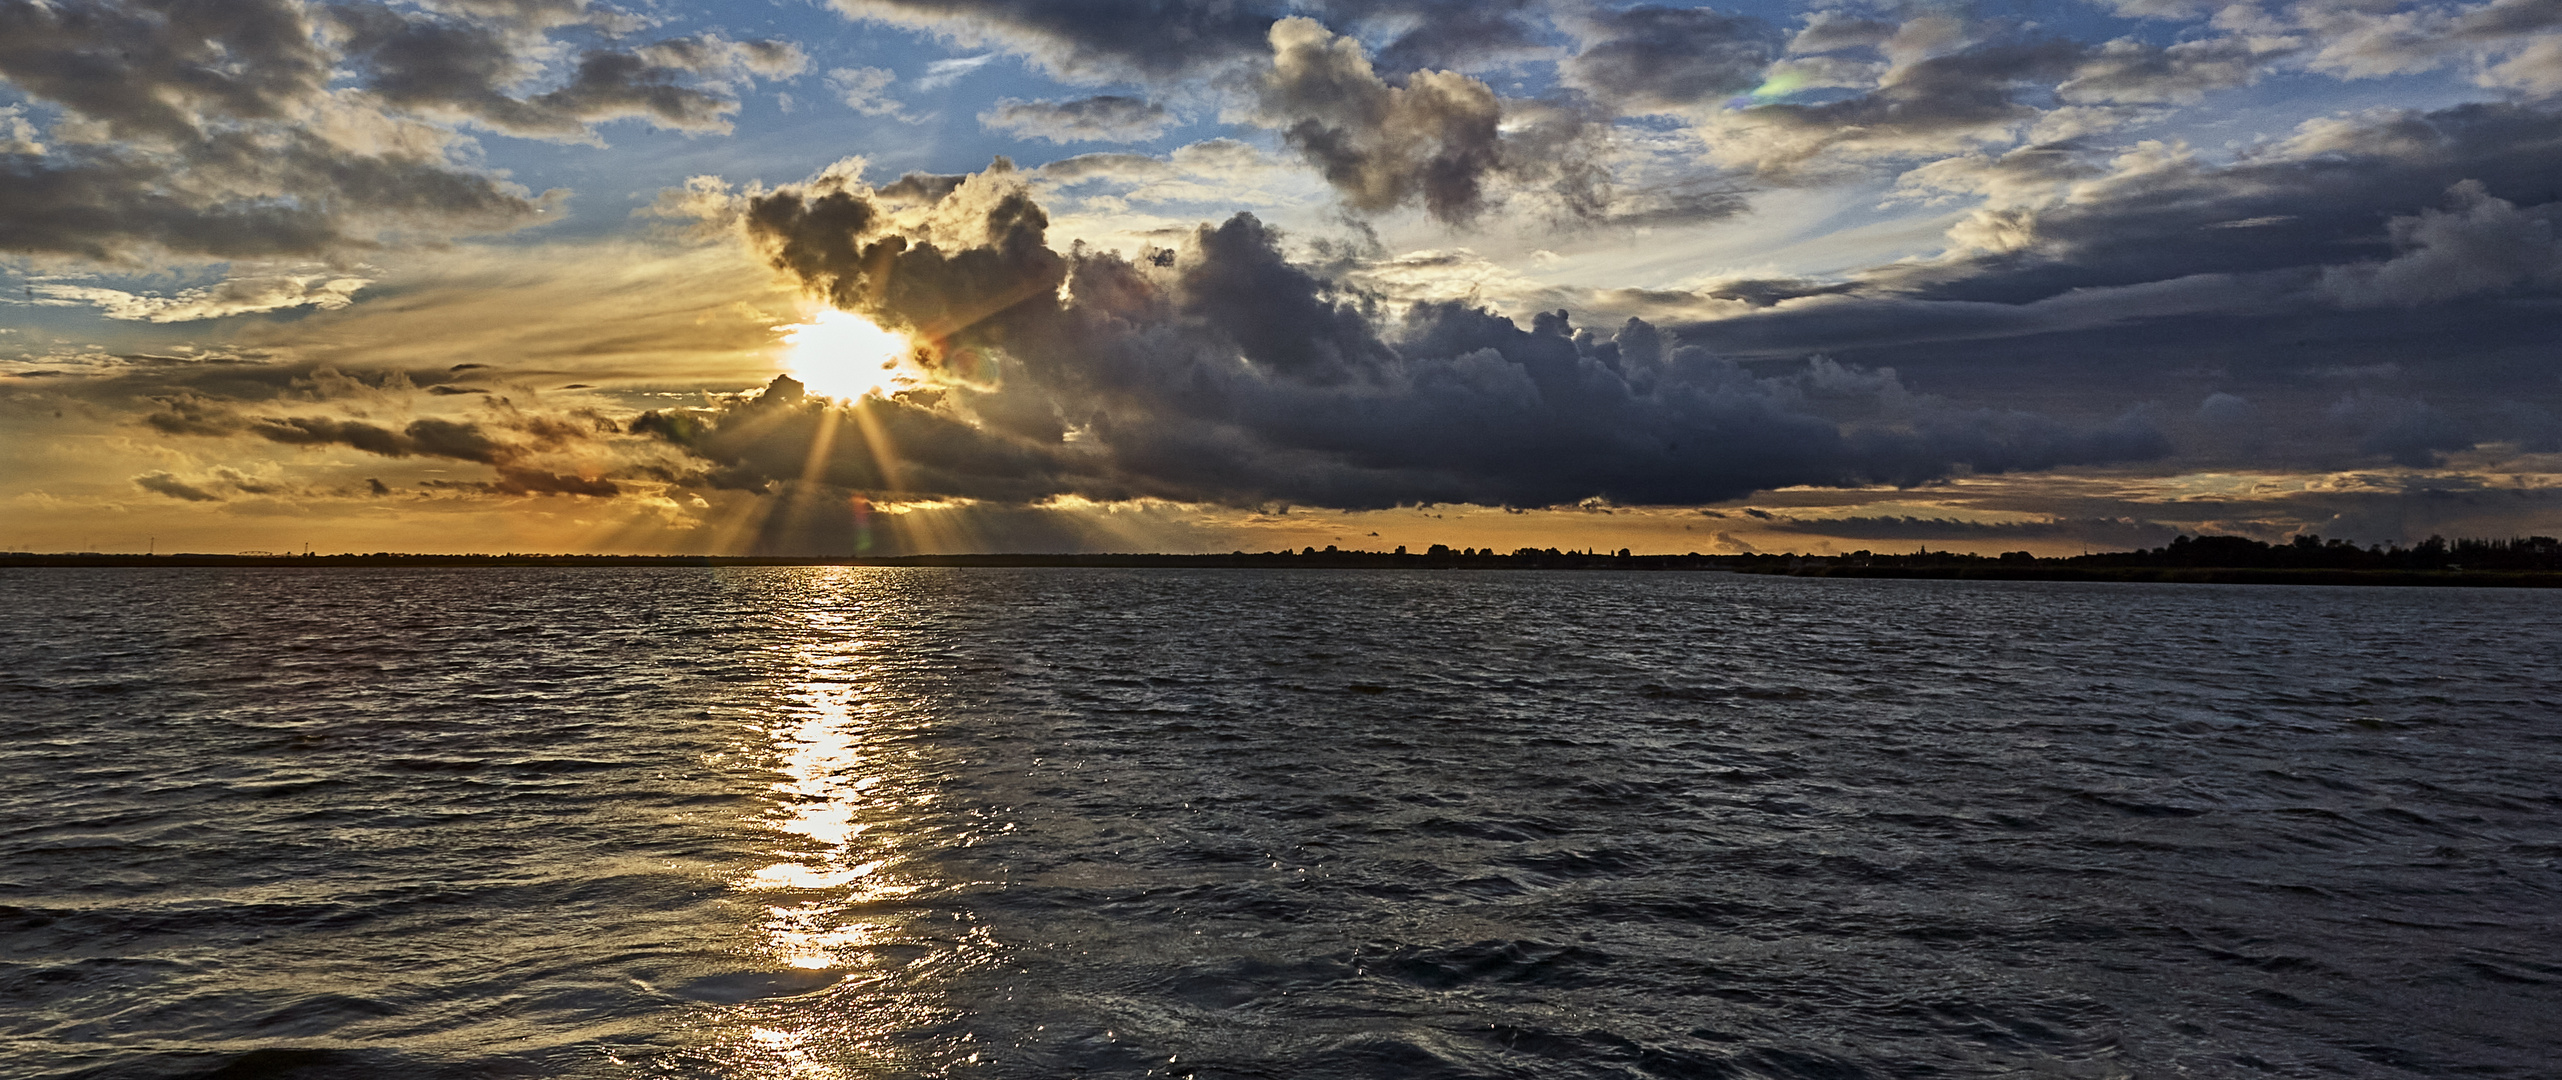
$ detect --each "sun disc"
[780,309,914,400]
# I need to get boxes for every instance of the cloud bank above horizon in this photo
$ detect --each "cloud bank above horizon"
[4,0,2560,556]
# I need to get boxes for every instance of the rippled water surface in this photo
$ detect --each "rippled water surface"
[5,567,2559,1079]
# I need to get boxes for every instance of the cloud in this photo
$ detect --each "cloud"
[128,464,343,502]
[323,5,805,141]
[826,66,909,118]
[1703,32,2090,179]
[822,0,1562,85]
[2058,36,2273,105]
[2069,0,2562,101]
[2329,392,2479,467]
[36,273,372,322]
[673,161,2172,512]
[1208,26,1689,229]
[1353,0,1553,75]
[1238,17,1670,227]
[0,104,40,154]
[1849,103,2562,308]
[2321,180,2562,307]
[0,0,801,266]
[1247,18,1505,223]
[914,52,1000,90]
[1560,4,1777,115]
[134,471,221,502]
[981,95,1172,143]
[0,132,561,265]
[825,0,1281,82]
[133,374,650,499]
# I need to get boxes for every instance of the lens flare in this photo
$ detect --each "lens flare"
[780,309,914,400]
[1748,68,1810,100]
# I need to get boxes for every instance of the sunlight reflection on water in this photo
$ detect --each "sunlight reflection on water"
[683,570,979,1080]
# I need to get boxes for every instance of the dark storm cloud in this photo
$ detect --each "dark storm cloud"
[980,95,1172,143]
[659,163,2168,511]
[2319,180,2562,307]
[1875,103,2562,306]
[631,376,1103,501]
[2329,393,2480,467]
[1647,102,2562,446]
[1560,4,1778,114]
[0,0,799,264]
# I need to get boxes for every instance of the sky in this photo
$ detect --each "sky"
[5,0,2562,557]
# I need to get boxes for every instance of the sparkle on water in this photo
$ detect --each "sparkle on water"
[7,567,2561,1078]
[781,309,915,400]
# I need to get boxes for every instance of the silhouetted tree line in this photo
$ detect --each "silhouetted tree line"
[1794,533,2562,571]
[2067,533,2562,571]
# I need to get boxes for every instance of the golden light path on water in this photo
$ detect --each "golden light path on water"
[678,570,994,1079]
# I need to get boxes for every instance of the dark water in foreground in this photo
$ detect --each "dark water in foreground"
[4,569,2558,1080]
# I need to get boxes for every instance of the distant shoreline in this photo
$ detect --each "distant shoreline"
[6,551,2560,587]
[1747,564,2562,589]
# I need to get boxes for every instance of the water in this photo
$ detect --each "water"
[4,568,2558,1079]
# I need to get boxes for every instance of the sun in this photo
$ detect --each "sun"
[780,309,916,400]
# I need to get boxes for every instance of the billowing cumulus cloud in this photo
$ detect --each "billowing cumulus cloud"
[1228,18,1718,227]
[1248,17,1508,223]
[640,161,2171,512]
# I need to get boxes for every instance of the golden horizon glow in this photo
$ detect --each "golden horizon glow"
[780,309,916,401]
